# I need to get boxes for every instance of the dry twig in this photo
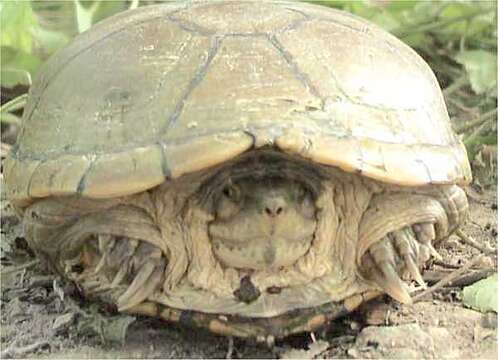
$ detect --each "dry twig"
[2,259,40,275]
[1,341,49,359]
[433,260,461,269]
[423,268,494,287]
[413,255,485,302]
[455,229,496,255]
[225,336,234,359]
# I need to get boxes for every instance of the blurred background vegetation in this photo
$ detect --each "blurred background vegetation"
[1,0,497,185]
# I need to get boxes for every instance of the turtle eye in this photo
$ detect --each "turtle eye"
[294,186,307,201]
[299,191,315,219]
[223,185,240,201]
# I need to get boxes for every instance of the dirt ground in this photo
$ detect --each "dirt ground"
[0,185,496,359]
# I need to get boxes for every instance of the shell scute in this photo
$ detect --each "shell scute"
[169,1,305,35]
[18,18,212,158]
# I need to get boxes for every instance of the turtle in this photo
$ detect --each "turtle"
[4,0,471,341]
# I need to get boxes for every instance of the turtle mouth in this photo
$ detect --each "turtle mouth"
[210,234,315,270]
[209,233,313,244]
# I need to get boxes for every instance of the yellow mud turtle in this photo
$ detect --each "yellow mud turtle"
[4,0,471,340]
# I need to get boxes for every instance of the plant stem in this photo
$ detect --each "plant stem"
[0,94,28,115]
[396,10,488,38]
[456,108,497,134]
[0,113,22,126]
[2,259,40,275]
[413,255,484,302]
[443,76,469,97]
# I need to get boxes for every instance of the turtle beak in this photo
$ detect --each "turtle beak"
[263,243,277,266]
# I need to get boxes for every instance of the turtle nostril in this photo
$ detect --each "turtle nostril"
[263,196,286,217]
[265,206,284,217]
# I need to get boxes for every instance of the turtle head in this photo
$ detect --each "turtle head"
[208,176,317,270]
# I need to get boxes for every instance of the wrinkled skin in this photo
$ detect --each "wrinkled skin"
[21,150,468,338]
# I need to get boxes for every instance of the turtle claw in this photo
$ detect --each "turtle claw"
[391,229,426,288]
[412,222,436,244]
[377,262,412,304]
[412,222,442,261]
[427,243,443,261]
[111,262,129,287]
[361,224,438,303]
[404,254,426,287]
[70,235,166,311]
[361,221,445,302]
[117,259,165,311]
[117,261,155,310]
[367,242,412,304]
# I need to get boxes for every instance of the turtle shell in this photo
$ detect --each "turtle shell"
[4,0,472,205]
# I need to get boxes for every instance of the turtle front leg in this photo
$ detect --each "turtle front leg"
[357,185,468,304]
[360,223,438,304]
[22,196,172,312]
[72,234,167,311]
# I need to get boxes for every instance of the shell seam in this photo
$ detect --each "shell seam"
[26,160,45,197]
[24,13,175,124]
[157,142,171,178]
[310,17,432,112]
[279,7,312,34]
[11,127,463,162]
[167,13,213,36]
[268,35,324,102]
[76,156,97,195]
[162,35,223,133]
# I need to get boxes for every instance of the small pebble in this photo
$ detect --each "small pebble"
[347,347,360,358]
[481,312,498,329]
[430,317,440,327]
[350,321,360,330]
[53,312,76,333]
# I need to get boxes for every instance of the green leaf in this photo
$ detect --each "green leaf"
[441,2,495,35]
[73,0,129,32]
[0,112,22,126]
[0,1,38,53]
[1,46,41,87]
[92,0,129,25]
[1,68,31,88]
[101,315,136,344]
[368,11,401,32]
[73,0,100,33]
[394,1,441,28]
[77,310,136,345]
[129,0,140,10]
[31,26,70,55]
[385,0,418,13]
[463,273,498,313]
[401,33,431,49]
[455,50,497,95]
[438,2,474,35]
[0,1,71,85]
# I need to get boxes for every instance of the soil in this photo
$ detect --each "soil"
[0,185,496,359]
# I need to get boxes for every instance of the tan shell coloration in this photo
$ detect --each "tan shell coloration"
[5,0,471,205]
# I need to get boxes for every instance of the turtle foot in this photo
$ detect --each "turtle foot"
[68,235,166,310]
[360,222,440,304]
